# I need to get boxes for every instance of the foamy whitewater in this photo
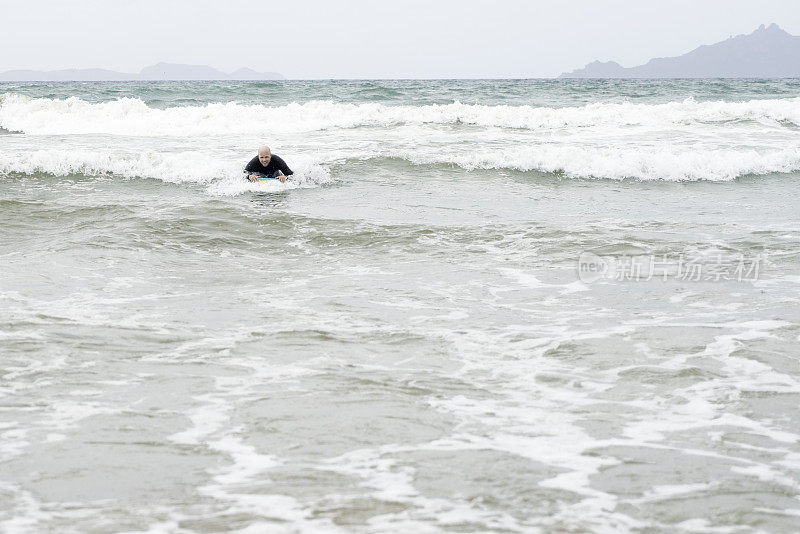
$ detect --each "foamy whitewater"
[1,79,800,533]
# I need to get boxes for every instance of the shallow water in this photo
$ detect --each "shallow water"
[1,80,800,533]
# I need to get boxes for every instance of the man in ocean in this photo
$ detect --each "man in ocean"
[244,146,293,182]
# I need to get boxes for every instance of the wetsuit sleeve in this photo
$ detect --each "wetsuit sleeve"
[244,156,260,173]
[273,155,293,176]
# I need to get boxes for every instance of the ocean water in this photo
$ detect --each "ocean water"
[1,79,799,533]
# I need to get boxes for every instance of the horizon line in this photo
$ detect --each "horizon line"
[4,77,800,82]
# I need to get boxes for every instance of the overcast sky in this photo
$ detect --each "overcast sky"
[2,0,799,78]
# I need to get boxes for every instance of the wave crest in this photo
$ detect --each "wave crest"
[3,92,800,136]
[2,145,799,185]
[0,149,332,195]
[413,146,800,181]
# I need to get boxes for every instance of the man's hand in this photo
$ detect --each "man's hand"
[248,174,258,182]
[278,174,287,183]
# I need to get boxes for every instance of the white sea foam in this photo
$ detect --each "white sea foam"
[2,143,799,186]
[0,148,227,183]
[419,145,800,181]
[3,93,800,184]
[0,148,333,194]
[3,92,800,135]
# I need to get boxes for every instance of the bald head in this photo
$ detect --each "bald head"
[258,146,272,166]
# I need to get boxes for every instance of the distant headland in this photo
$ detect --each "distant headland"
[0,63,284,81]
[560,23,800,78]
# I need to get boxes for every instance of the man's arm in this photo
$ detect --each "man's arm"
[244,156,260,181]
[272,155,293,176]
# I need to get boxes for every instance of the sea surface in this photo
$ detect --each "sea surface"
[1,79,800,533]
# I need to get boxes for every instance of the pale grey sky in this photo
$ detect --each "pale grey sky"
[2,0,799,78]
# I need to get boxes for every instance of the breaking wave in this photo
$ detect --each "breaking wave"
[0,149,332,195]
[411,146,800,181]
[3,92,800,135]
[2,91,800,183]
[2,145,800,185]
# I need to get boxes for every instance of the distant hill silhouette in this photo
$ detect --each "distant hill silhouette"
[560,23,800,78]
[0,63,284,81]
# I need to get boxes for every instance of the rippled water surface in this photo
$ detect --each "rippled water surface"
[1,80,800,533]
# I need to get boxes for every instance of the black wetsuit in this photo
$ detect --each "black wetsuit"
[244,155,293,179]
